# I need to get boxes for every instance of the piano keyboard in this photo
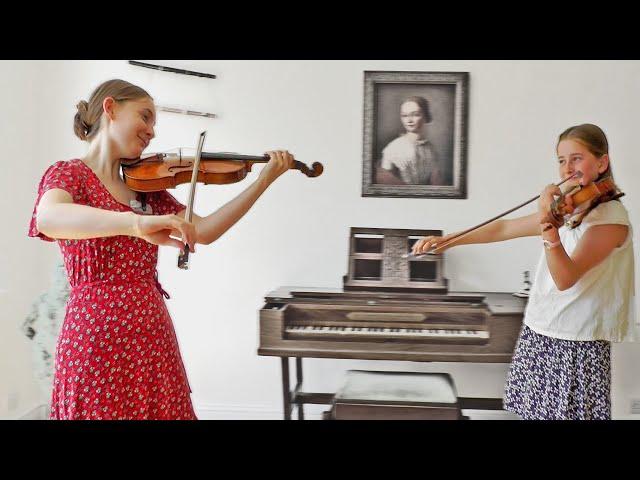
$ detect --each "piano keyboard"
[285,325,489,340]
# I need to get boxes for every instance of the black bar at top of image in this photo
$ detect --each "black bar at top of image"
[128,60,217,79]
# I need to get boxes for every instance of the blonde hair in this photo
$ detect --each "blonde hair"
[74,79,152,141]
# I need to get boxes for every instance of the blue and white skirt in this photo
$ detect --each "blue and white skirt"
[503,325,611,420]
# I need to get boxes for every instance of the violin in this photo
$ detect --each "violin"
[541,176,623,230]
[121,150,323,192]
[407,171,624,257]
[124,132,323,270]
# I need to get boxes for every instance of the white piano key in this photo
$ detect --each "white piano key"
[286,327,489,339]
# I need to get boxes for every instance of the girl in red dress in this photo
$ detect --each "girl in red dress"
[28,79,295,420]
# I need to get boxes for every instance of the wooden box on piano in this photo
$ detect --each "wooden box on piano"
[344,227,447,293]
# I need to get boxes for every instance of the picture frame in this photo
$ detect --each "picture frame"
[362,71,469,198]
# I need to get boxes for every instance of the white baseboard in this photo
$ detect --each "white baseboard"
[17,402,637,420]
[193,403,519,420]
[18,404,48,420]
[613,414,640,420]
[462,409,520,420]
[15,402,324,420]
[193,402,326,420]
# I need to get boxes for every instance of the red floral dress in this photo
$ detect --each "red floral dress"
[29,159,197,420]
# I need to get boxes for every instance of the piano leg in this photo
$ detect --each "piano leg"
[281,357,306,420]
[281,357,292,420]
[295,357,304,420]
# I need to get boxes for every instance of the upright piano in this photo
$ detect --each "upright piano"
[258,228,527,419]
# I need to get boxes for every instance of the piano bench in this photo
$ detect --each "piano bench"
[330,370,461,420]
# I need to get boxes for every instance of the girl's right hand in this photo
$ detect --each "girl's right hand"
[538,184,562,219]
[132,214,196,252]
[411,232,457,255]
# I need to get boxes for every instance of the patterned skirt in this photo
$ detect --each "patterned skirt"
[503,325,611,420]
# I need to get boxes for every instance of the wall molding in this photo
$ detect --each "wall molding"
[18,403,48,420]
[16,403,637,420]
[192,403,520,420]
[193,402,327,420]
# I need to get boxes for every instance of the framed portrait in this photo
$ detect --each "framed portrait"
[362,71,469,198]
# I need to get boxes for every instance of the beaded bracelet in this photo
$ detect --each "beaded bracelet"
[543,239,561,250]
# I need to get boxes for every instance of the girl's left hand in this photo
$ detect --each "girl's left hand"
[259,150,295,185]
[538,184,561,218]
[538,183,577,231]
[538,184,563,238]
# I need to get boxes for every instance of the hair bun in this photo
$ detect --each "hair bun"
[76,100,88,113]
[73,100,91,141]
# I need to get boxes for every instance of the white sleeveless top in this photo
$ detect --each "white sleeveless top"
[524,200,637,342]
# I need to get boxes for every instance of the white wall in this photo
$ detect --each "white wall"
[3,60,639,419]
[0,61,51,418]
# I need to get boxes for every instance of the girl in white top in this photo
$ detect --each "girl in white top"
[411,124,636,419]
[377,96,444,186]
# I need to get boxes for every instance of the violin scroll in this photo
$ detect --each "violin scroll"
[293,160,323,178]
